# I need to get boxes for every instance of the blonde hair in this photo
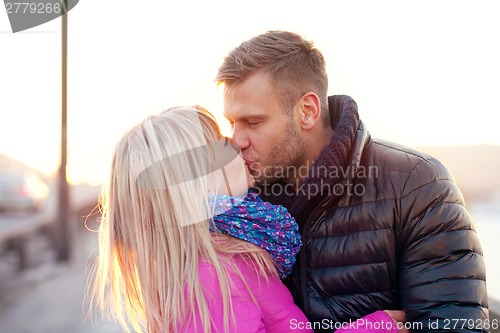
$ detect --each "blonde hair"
[216,30,329,126]
[89,106,277,332]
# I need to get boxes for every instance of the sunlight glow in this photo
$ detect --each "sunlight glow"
[1,0,499,185]
[213,83,233,138]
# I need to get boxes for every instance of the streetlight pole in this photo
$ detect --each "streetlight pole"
[57,0,70,262]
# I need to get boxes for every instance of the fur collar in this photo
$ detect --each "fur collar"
[259,95,360,227]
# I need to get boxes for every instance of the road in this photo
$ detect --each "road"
[0,212,122,333]
[0,183,122,333]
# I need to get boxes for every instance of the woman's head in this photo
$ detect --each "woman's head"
[112,105,253,227]
[92,106,269,333]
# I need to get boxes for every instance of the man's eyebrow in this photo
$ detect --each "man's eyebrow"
[224,113,267,122]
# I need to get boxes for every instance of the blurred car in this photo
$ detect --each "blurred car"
[0,168,50,212]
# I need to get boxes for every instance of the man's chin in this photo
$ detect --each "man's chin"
[251,176,277,187]
[249,167,279,185]
[249,176,264,186]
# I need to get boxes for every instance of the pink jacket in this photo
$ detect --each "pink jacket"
[183,255,312,332]
[182,256,399,333]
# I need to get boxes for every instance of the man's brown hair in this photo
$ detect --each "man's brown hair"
[216,30,329,126]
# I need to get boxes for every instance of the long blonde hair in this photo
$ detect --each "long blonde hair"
[89,106,277,333]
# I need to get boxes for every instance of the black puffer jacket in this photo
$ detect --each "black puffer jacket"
[283,97,489,332]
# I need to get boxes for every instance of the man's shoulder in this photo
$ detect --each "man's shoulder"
[364,138,449,171]
[362,138,457,190]
[368,138,432,161]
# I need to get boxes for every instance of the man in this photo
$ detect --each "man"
[215,30,488,332]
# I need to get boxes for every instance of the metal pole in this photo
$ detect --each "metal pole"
[57,0,70,262]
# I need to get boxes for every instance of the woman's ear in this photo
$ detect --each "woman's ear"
[299,92,321,130]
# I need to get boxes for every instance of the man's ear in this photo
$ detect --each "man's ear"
[299,92,321,130]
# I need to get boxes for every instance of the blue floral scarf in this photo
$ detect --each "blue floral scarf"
[209,190,302,278]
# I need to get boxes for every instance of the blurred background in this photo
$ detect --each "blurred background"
[1,0,499,332]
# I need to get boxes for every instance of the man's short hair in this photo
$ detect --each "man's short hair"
[216,30,329,126]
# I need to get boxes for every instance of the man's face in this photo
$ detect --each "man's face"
[223,72,306,185]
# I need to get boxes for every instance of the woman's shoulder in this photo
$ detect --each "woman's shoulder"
[198,255,284,298]
[198,255,269,284]
[198,255,312,332]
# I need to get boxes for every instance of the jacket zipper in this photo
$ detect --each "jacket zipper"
[300,205,328,315]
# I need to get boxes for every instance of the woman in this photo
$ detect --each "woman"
[89,105,402,332]
[90,106,312,332]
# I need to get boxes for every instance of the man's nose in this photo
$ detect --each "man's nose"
[231,125,250,151]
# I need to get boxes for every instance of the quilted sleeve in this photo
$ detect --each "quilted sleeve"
[398,156,488,332]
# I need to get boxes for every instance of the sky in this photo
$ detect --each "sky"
[1,0,499,185]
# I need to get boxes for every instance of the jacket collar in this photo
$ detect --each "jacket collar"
[302,96,372,225]
[257,95,371,228]
[288,95,363,226]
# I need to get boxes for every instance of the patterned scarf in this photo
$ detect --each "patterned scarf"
[209,190,302,278]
